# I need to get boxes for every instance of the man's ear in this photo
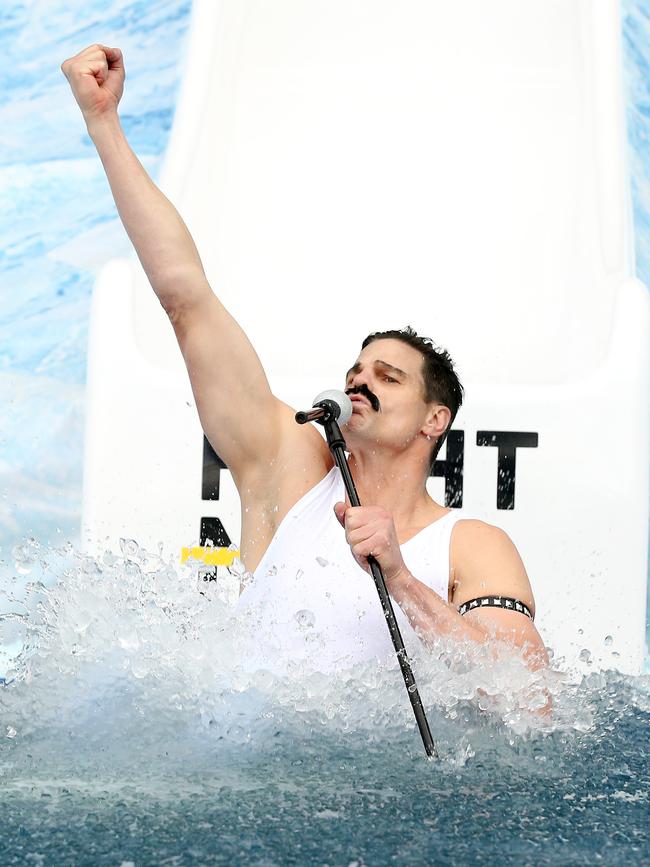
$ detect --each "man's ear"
[422,404,451,440]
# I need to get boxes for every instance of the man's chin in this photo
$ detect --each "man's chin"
[347,404,371,421]
[344,410,363,425]
[342,414,370,439]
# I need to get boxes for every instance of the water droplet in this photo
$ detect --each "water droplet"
[0,613,26,645]
[228,558,245,577]
[316,557,329,567]
[124,561,142,580]
[5,726,17,739]
[266,565,277,577]
[119,538,139,558]
[579,648,592,664]
[294,609,315,630]
[577,628,584,636]
[12,539,39,575]
[295,569,304,581]
[240,571,254,590]
[604,635,613,647]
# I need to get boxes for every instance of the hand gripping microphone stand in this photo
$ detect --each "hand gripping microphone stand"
[296,391,437,759]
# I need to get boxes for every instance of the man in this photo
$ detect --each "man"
[61,44,547,673]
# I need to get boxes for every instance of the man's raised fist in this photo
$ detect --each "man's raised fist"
[61,44,125,123]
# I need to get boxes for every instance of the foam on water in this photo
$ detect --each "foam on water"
[0,538,639,759]
[0,547,483,710]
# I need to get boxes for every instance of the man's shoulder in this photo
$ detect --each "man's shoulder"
[451,517,514,548]
[449,517,525,581]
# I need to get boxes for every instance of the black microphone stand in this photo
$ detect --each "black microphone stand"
[297,405,437,759]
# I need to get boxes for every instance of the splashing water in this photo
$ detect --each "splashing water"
[0,540,648,864]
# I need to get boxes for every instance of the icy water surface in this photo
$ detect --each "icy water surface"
[0,542,648,865]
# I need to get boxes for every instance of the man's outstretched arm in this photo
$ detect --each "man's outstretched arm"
[62,45,204,310]
[60,44,316,485]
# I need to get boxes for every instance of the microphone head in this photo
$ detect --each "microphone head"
[312,389,353,424]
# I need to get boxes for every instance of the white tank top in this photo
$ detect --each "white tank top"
[235,467,469,674]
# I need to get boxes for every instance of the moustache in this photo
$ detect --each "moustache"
[345,384,381,412]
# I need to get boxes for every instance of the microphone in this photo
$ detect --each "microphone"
[295,389,353,426]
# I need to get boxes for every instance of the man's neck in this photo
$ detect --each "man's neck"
[346,449,436,530]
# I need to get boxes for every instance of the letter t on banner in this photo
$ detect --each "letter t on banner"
[476,431,539,509]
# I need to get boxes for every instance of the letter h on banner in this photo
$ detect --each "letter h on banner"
[430,430,464,508]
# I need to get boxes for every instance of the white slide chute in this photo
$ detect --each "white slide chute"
[82,0,649,674]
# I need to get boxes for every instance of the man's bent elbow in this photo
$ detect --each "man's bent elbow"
[156,267,212,320]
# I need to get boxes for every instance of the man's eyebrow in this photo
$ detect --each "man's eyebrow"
[375,359,408,378]
[345,360,408,380]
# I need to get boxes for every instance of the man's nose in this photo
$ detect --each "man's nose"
[348,370,372,390]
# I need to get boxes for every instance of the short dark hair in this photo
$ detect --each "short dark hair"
[361,326,464,461]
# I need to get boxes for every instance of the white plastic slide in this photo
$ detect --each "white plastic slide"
[82,0,649,674]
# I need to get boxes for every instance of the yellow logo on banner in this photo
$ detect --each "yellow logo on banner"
[180,546,240,567]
